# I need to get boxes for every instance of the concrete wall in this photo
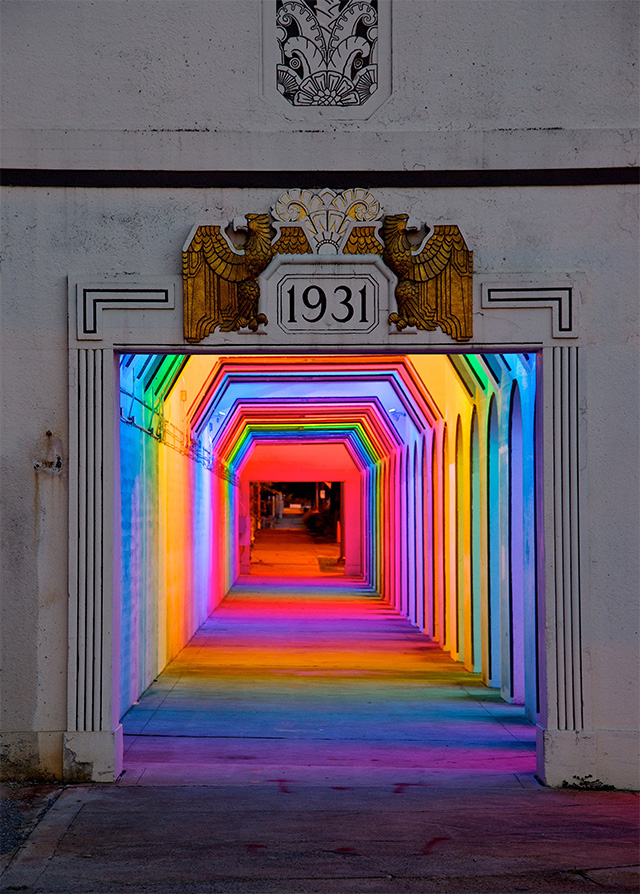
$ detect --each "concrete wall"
[1,0,638,786]
[119,421,221,720]
[1,1,636,170]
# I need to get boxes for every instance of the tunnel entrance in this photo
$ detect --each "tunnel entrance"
[117,351,540,778]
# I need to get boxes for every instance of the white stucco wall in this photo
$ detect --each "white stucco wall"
[1,1,637,170]
[1,0,638,785]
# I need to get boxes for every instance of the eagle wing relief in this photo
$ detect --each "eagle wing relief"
[342,224,384,256]
[183,215,277,342]
[383,216,473,342]
[183,227,210,343]
[272,225,313,257]
[183,218,314,343]
[183,224,250,341]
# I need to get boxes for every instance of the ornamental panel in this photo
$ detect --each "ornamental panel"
[182,188,473,343]
[263,1,392,118]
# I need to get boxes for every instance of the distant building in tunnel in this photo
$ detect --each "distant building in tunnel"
[1,1,638,789]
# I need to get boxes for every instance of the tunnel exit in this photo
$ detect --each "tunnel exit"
[118,352,540,744]
[245,481,347,578]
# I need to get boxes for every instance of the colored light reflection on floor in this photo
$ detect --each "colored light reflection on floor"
[122,576,536,786]
[119,352,538,730]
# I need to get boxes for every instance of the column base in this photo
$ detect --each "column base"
[63,725,123,782]
[0,731,64,781]
[537,725,639,790]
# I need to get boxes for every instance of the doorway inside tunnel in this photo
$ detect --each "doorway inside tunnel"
[117,351,541,777]
[247,480,347,578]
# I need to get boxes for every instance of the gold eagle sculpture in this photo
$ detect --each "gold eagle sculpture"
[183,207,473,343]
[380,215,473,341]
[183,215,311,342]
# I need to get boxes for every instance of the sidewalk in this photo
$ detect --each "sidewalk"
[2,779,638,893]
[249,520,344,577]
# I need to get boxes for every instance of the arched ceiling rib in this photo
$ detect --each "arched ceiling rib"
[119,353,530,483]
[187,356,441,443]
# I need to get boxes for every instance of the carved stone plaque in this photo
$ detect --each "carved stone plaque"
[261,255,392,342]
[276,0,379,107]
[262,1,392,118]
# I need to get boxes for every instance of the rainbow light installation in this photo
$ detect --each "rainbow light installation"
[119,353,538,721]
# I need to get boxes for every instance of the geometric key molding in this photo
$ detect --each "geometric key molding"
[481,283,578,338]
[74,281,175,340]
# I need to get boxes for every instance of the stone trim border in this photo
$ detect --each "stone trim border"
[65,273,589,784]
[482,285,577,338]
[4,168,637,188]
[76,283,175,340]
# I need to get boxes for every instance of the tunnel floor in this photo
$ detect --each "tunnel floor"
[249,523,345,576]
[121,566,536,786]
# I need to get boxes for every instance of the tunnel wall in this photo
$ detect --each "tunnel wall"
[119,418,226,719]
[378,356,538,718]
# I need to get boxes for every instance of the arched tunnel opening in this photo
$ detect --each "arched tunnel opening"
[247,479,347,578]
[118,352,539,780]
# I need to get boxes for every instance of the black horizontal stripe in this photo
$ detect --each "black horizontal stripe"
[1,167,638,189]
